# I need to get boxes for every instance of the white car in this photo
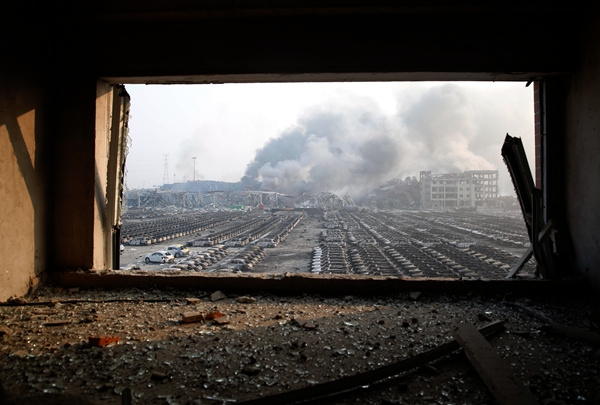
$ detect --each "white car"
[144,250,174,264]
[166,244,189,257]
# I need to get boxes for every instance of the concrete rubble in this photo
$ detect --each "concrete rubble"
[0,285,599,404]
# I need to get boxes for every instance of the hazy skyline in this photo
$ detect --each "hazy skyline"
[124,81,534,197]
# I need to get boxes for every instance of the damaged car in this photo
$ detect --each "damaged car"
[144,250,175,264]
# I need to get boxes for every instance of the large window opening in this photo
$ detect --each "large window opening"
[118,81,537,280]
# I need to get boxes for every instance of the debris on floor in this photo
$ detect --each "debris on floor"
[0,285,599,405]
[89,336,120,348]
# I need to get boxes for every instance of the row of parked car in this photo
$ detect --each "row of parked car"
[123,211,242,246]
[138,237,283,275]
[215,245,266,272]
[141,237,269,274]
[169,245,230,271]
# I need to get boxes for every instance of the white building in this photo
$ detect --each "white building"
[420,170,499,210]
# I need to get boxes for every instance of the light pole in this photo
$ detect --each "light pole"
[192,157,197,182]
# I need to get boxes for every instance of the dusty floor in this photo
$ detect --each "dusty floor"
[1,284,599,405]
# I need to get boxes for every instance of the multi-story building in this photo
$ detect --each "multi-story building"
[420,170,498,210]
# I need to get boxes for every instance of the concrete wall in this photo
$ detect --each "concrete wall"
[0,75,124,298]
[0,71,48,300]
[94,82,129,270]
[48,79,122,273]
[48,77,98,272]
[565,10,600,288]
[0,3,599,300]
[94,82,114,270]
[0,72,122,301]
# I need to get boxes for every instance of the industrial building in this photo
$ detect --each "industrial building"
[420,170,499,210]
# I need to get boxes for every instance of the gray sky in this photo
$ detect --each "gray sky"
[124,81,534,197]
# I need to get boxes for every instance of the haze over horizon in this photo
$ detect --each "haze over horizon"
[124,82,534,198]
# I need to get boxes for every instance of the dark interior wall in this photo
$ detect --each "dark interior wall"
[4,2,590,81]
[94,12,572,79]
[3,4,112,272]
[91,8,580,82]
[1,2,599,299]
[537,79,571,274]
[48,76,99,270]
[564,7,600,288]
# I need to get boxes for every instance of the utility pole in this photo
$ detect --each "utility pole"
[192,157,197,182]
[163,154,169,185]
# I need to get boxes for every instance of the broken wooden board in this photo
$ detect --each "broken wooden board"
[452,322,540,405]
[239,320,505,405]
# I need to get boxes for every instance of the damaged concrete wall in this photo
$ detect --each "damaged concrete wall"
[49,78,127,273]
[0,3,599,301]
[48,77,98,273]
[0,71,48,301]
[565,8,600,289]
[0,73,124,301]
[94,82,115,270]
[93,82,129,270]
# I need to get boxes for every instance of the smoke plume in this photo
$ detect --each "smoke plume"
[242,83,532,198]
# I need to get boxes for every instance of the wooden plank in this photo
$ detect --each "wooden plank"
[238,320,505,405]
[452,323,540,405]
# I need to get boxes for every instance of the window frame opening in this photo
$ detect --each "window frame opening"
[80,78,569,296]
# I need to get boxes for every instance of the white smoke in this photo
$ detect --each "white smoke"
[243,83,533,198]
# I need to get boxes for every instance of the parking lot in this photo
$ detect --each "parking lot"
[119,208,536,279]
